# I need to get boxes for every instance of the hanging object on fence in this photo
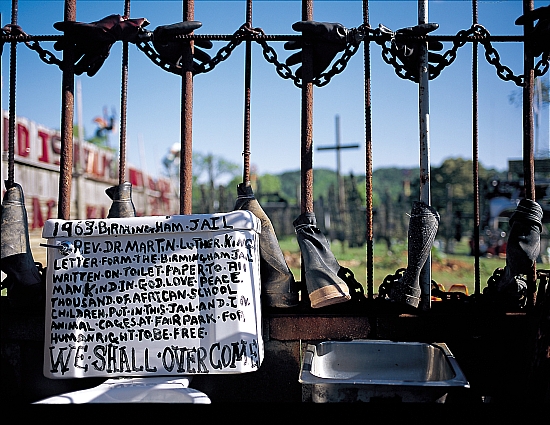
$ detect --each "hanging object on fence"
[105,182,137,218]
[284,21,351,78]
[234,183,299,308]
[0,181,44,311]
[386,23,444,83]
[484,199,543,309]
[150,21,213,73]
[293,212,365,308]
[386,201,440,308]
[53,14,149,76]
[515,5,550,59]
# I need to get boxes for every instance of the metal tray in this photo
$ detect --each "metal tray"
[299,340,470,403]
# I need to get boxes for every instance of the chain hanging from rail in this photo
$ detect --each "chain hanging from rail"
[1,18,549,87]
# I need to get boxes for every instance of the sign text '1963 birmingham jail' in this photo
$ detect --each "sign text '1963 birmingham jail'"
[41,211,263,379]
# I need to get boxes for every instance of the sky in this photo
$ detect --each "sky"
[1,0,549,183]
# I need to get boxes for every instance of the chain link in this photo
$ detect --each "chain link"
[24,39,64,69]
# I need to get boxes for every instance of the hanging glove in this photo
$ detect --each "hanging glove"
[53,14,149,76]
[515,5,550,58]
[284,21,350,79]
[152,21,213,72]
[391,23,444,83]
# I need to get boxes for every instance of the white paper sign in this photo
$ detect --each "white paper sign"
[41,211,263,379]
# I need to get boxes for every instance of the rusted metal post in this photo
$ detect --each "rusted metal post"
[58,0,76,220]
[363,0,374,299]
[522,0,535,201]
[472,0,481,297]
[6,0,18,188]
[418,0,432,310]
[118,0,131,184]
[179,0,195,215]
[522,0,536,307]
[180,0,195,215]
[242,0,252,186]
[301,0,314,215]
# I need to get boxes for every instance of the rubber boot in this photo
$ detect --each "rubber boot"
[0,181,44,311]
[105,182,136,218]
[234,183,299,307]
[293,212,351,308]
[389,201,440,308]
[484,199,542,308]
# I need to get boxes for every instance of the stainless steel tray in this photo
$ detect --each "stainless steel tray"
[299,340,470,403]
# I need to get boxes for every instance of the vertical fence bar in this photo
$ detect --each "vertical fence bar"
[58,0,76,220]
[522,0,535,201]
[522,0,536,307]
[363,0,373,299]
[180,0,195,214]
[6,0,18,188]
[301,0,314,214]
[472,0,481,297]
[242,0,252,185]
[118,0,131,184]
[418,0,432,310]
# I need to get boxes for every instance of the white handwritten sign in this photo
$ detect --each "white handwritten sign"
[41,211,263,379]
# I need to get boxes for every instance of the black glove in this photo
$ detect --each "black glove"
[152,21,213,72]
[392,23,444,82]
[53,14,149,76]
[515,5,550,58]
[284,21,350,79]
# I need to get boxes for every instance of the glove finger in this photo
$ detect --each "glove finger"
[291,20,330,36]
[428,40,443,51]
[53,20,85,32]
[516,5,550,25]
[398,23,439,36]
[194,48,211,64]
[93,14,123,28]
[285,51,302,67]
[194,39,213,50]
[313,56,333,76]
[284,40,302,51]
[154,21,202,42]
[428,52,445,64]
[119,18,149,42]
[86,56,108,77]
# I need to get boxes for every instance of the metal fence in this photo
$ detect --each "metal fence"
[2,0,548,310]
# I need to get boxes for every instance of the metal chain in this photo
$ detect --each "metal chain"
[378,25,472,82]
[476,25,525,87]
[256,25,374,88]
[257,24,372,88]
[4,22,547,87]
[1,25,64,69]
[378,23,548,86]
[24,38,64,69]
[136,23,254,76]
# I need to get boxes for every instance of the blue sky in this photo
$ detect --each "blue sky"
[1,0,549,182]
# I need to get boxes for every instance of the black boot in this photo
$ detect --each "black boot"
[0,181,44,311]
[293,212,352,308]
[235,183,299,307]
[389,201,440,308]
[484,199,543,308]
[105,182,136,218]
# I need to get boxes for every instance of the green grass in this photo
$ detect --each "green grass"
[278,236,505,296]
